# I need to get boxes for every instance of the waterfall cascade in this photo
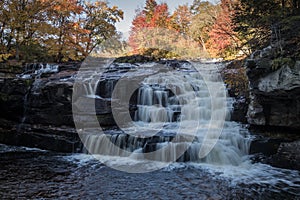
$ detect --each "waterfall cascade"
[18,63,59,79]
[16,63,61,128]
[81,61,251,166]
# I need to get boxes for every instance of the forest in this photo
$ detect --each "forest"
[0,0,299,63]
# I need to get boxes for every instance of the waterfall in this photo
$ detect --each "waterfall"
[18,63,59,79]
[17,63,61,128]
[81,61,251,166]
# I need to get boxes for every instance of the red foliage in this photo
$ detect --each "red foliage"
[129,1,171,53]
[149,4,169,28]
[207,0,238,57]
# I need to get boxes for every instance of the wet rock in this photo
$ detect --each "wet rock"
[246,55,300,129]
[114,55,157,63]
[249,127,300,170]
[25,79,74,126]
[0,118,81,153]
[221,60,249,123]
[0,79,29,121]
[0,60,171,151]
[0,63,81,152]
[267,140,300,170]
[231,97,249,123]
[250,138,282,156]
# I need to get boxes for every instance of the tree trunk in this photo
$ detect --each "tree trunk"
[16,33,20,61]
[293,0,300,14]
[199,36,207,52]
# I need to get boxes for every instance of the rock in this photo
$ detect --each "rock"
[221,60,249,123]
[267,140,300,170]
[0,118,81,153]
[249,137,282,156]
[247,93,266,125]
[246,57,300,130]
[0,60,172,152]
[0,79,29,121]
[248,126,300,170]
[0,63,82,152]
[231,97,249,123]
[114,55,157,63]
[25,79,74,126]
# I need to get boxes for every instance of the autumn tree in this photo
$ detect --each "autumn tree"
[144,0,158,22]
[129,0,171,54]
[43,0,84,62]
[189,1,219,53]
[0,0,53,61]
[170,4,192,34]
[206,0,241,58]
[79,2,123,57]
[0,0,123,63]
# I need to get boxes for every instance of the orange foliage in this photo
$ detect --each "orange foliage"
[206,0,239,57]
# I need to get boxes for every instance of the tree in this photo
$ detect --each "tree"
[79,1,123,57]
[0,0,124,62]
[144,0,158,22]
[170,4,192,34]
[189,1,219,52]
[206,0,241,58]
[233,0,282,52]
[0,0,53,61]
[129,0,171,53]
[149,3,170,28]
[45,0,84,62]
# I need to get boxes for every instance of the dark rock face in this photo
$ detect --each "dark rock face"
[25,78,75,126]
[266,140,300,170]
[0,79,29,121]
[0,63,82,152]
[231,97,249,123]
[246,47,300,130]
[249,127,300,170]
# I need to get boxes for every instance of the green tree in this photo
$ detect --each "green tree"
[233,0,282,52]
[189,1,219,52]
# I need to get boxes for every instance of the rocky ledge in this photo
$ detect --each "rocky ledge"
[245,47,300,130]
[0,62,81,152]
[245,45,300,170]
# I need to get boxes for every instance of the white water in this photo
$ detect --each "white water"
[69,60,300,193]
[64,153,300,195]
[18,63,59,79]
[82,62,252,167]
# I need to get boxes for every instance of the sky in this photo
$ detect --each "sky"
[106,0,195,37]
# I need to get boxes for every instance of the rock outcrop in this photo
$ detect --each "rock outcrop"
[245,47,300,130]
[0,63,82,152]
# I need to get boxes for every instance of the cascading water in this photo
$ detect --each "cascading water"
[17,63,61,129]
[81,61,252,166]
[18,63,59,79]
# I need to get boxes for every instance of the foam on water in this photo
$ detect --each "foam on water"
[63,152,300,194]
[72,60,300,192]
